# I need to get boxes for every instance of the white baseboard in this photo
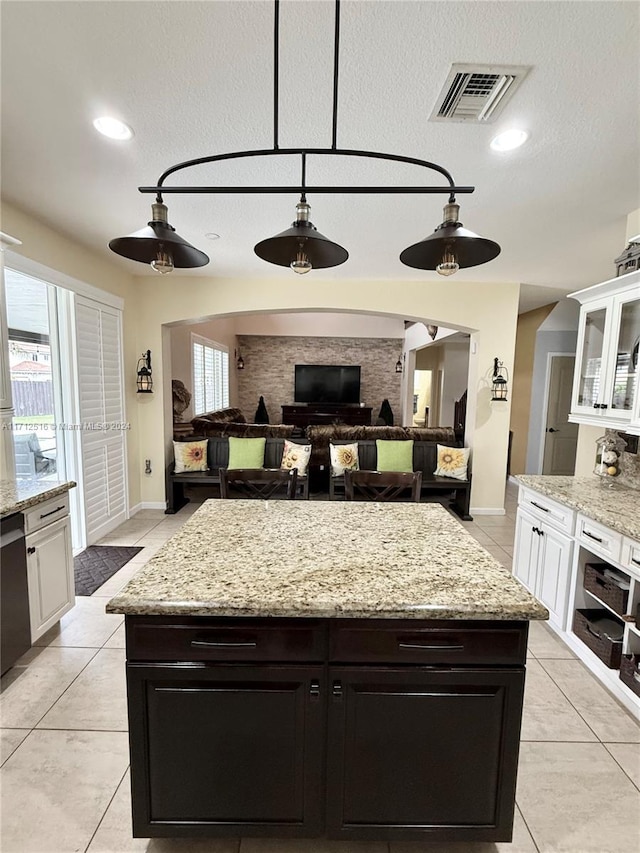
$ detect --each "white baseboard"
[470,507,506,516]
[129,501,167,516]
[128,502,142,517]
[87,511,128,545]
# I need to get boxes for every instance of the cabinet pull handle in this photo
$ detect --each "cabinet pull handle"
[27,546,36,554]
[332,681,343,701]
[309,680,320,701]
[631,558,640,566]
[531,501,549,513]
[583,530,603,544]
[39,505,66,519]
[593,403,601,409]
[398,642,464,651]
[190,639,257,648]
[600,404,608,410]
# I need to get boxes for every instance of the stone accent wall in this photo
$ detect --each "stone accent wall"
[236,336,403,425]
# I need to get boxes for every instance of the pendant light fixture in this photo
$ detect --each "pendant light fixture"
[109,1,500,276]
[254,194,348,273]
[109,201,209,273]
[399,201,501,276]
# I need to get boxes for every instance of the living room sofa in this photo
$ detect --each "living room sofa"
[190,407,296,440]
[166,436,311,512]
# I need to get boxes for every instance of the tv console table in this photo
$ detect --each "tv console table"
[282,404,372,428]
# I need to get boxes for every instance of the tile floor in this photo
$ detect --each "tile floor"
[1,487,639,853]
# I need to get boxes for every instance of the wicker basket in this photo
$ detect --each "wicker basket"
[573,609,623,669]
[583,563,629,616]
[619,655,640,698]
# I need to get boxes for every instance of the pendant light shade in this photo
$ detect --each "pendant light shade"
[254,199,348,272]
[400,202,500,274]
[109,202,209,270]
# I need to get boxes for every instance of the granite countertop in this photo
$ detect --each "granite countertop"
[0,478,76,518]
[107,501,548,621]
[515,475,640,540]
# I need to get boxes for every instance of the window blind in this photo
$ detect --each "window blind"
[192,336,229,415]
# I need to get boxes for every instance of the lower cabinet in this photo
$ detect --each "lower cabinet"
[125,617,527,842]
[25,514,74,640]
[514,508,573,629]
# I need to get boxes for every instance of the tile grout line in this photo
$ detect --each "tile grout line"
[534,657,614,742]
[601,742,640,794]
[82,763,130,853]
[26,645,103,731]
[514,800,542,853]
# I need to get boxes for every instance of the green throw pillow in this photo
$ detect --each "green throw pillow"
[376,439,414,473]
[227,436,266,469]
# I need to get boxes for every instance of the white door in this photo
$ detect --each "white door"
[26,516,74,640]
[74,296,127,544]
[536,524,573,629]
[543,356,579,475]
[513,510,540,592]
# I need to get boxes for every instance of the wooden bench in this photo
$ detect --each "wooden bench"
[166,437,310,513]
[328,440,472,520]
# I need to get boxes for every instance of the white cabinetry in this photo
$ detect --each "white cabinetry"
[514,496,574,629]
[569,270,640,433]
[24,495,74,641]
[514,483,640,718]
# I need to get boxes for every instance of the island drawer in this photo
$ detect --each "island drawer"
[329,620,528,665]
[125,616,327,662]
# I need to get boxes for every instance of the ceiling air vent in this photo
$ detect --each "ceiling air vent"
[430,64,531,123]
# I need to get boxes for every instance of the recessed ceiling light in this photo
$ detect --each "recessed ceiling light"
[93,116,134,141]
[205,232,220,240]
[490,129,529,152]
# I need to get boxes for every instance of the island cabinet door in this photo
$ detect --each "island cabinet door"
[127,663,326,838]
[325,666,525,843]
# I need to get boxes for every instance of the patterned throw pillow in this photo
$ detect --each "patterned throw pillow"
[376,439,414,473]
[434,444,470,481]
[173,440,208,473]
[280,440,311,476]
[227,436,266,469]
[330,442,359,477]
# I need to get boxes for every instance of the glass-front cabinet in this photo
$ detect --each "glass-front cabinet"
[570,270,640,431]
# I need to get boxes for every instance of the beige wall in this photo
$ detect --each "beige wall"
[510,304,556,474]
[133,275,520,513]
[1,201,142,508]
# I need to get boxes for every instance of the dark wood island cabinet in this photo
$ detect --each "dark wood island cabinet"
[108,501,547,844]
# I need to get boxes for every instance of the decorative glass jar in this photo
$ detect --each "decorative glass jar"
[594,433,626,483]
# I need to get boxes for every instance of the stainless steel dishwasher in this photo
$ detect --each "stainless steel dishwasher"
[1,512,31,675]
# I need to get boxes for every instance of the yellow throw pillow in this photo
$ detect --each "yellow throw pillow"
[434,444,470,481]
[330,442,359,477]
[280,440,311,476]
[173,440,208,473]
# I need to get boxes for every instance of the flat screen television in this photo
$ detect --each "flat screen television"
[294,364,361,404]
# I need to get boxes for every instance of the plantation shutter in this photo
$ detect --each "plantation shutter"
[192,336,229,414]
[75,296,126,544]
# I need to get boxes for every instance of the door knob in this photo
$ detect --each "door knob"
[547,428,559,433]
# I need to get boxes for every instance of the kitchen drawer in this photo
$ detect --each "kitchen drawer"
[519,488,575,535]
[126,616,327,662]
[24,493,70,535]
[329,620,528,666]
[621,536,640,582]
[576,514,622,564]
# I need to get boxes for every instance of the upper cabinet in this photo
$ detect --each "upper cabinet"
[569,270,640,434]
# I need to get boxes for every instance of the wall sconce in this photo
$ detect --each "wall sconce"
[136,350,153,393]
[427,325,438,340]
[236,349,245,370]
[395,354,404,374]
[491,357,509,401]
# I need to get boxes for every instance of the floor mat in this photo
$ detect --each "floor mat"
[74,545,143,596]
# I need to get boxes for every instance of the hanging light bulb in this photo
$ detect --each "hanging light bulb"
[150,245,175,275]
[255,196,348,271]
[290,241,313,274]
[436,248,459,277]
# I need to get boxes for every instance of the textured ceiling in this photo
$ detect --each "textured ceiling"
[2,1,639,312]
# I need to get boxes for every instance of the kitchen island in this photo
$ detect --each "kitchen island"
[108,500,547,843]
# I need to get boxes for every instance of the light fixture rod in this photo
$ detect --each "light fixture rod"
[301,151,307,193]
[273,0,279,150]
[148,147,468,196]
[332,0,341,149]
[141,185,473,195]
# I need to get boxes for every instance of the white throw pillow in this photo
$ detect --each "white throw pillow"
[280,440,311,476]
[330,442,359,477]
[433,445,470,481]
